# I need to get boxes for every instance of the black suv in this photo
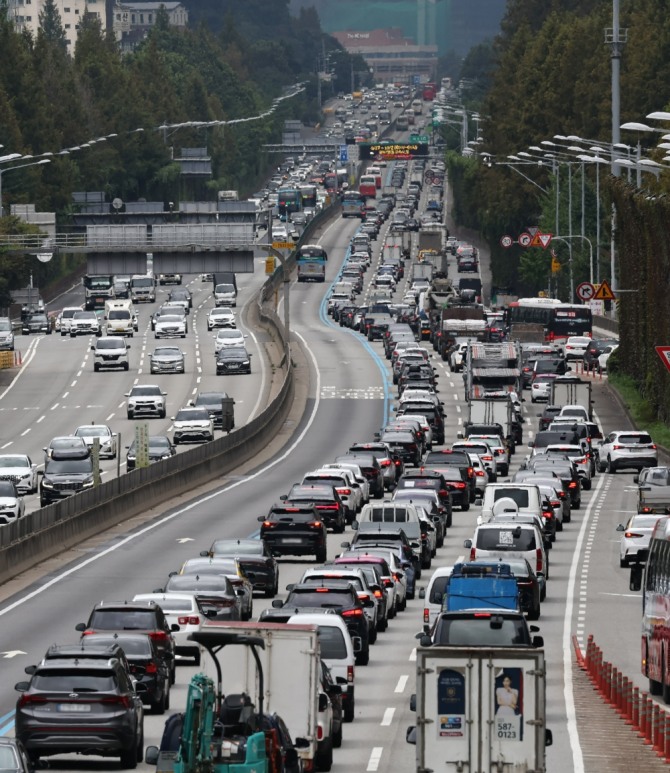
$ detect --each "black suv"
[75,600,178,684]
[215,346,251,375]
[14,656,144,768]
[190,390,234,430]
[272,580,371,665]
[282,484,346,533]
[259,504,327,562]
[39,455,94,507]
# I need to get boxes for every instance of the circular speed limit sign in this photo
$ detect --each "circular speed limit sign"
[518,232,532,248]
[576,282,595,302]
[500,235,513,249]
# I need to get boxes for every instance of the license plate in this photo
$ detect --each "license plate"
[228,364,240,369]
[282,538,302,544]
[58,703,91,712]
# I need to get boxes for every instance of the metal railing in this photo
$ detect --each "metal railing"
[0,232,255,251]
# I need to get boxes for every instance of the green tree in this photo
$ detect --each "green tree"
[38,0,67,51]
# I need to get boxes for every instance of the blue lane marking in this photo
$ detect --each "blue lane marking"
[319,236,391,427]
[0,708,14,735]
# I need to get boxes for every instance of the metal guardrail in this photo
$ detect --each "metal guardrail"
[593,314,619,335]
[0,233,255,251]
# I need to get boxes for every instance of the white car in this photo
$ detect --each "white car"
[563,336,591,361]
[598,344,619,371]
[133,593,203,664]
[56,306,83,335]
[466,451,490,494]
[0,454,38,494]
[73,424,118,459]
[214,329,247,352]
[598,430,658,474]
[70,311,102,337]
[171,407,214,444]
[154,314,187,339]
[449,342,469,372]
[418,566,453,629]
[530,375,556,403]
[617,514,661,567]
[321,462,370,503]
[0,480,25,525]
[207,307,236,330]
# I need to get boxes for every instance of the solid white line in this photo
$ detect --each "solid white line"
[367,747,383,772]
[0,330,323,618]
[0,338,40,401]
[409,648,416,662]
[394,675,408,693]
[380,708,395,726]
[562,471,606,773]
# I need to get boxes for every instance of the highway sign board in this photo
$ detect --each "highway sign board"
[576,282,595,302]
[339,145,348,163]
[593,279,615,301]
[656,347,670,374]
[410,135,430,143]
[500,235,513,248]
[530,232,553,248]
[518,232,532,248]
[271,241,295,250]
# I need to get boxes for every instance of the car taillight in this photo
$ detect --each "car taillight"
[262,520,276,528]
[394,459,402,466]
[317,724,324,740]
[381,459,391,467]
[470,547,476,561]
[551,501,561,508]
[452,482,466,489]
[557,491,566,499]
[149,631,169,642]
[467,467,474,478]
[392,572,403,581]
[625,531,644,538]
[178,616,200,625]
[568,481,578,489]
[651,444,658,450]
[613,444,623,450]
[317,504,339,510]
[408,443,417,450]
[342,608,364,617]
[641,507,653,513]
[423,607,430,624]
[383,578,395,587]
[337,488,352,496]
[309,521,324,528]
[359,594,371,603]
[18,695,47,707]
[347,665,354,683]
[145,661,158,674]
[536,548,543,574]
[482,455,493,461]
[575,458,587,465]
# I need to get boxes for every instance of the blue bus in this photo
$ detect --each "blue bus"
[277,188,301,221]
[296,244,328,283]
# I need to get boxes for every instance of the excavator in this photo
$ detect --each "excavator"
[145,629,302,773]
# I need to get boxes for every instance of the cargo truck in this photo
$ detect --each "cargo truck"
[549,376,593,418]
[83,274,115,310]
[407,646,551,772]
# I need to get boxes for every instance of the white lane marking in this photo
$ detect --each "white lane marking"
[367,747,383,772]
[76,370,82,377]
[118,401,125,408]
[20,428,30,436]
[70,381,77,387]
[196,376,201,384]
[562,470,606,773]
[50,403,59,411]
[191,388,197,395]
[394,675,408,693]
[381,708,395,726]
[62,392,69,399]
[106,413,115,421]
[0,331,323,617]
[36,415,45,424]
[409,648,416,662]
[0,337,40,401]
[1,442,12,449]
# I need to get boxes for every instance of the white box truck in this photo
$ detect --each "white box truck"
[549,376,593,418]
[198,620,320,772]
[407,646,551,772]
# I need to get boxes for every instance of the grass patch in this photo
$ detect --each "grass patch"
[608,372,670,449]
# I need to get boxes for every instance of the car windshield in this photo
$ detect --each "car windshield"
[73,312,96,320]
[45,459,92,474]
[97,340,124,350]
[132,277,153,287]
[316,626,347,658]
[217,331,241,339]
[75,427,109,438]
[0,320,10,331]
[211,540,262,555]
[0,481,16,496]
[215,284,235,293]
[0,456,29,468]
[108,310,130,319]
[131,386,160,395]
[153,348,181,356]
[175,409,209,421]
[158,316,183,323]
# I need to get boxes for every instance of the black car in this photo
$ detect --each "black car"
[527,457,582,509]
[272,581,371,665]
[537,405,563,431]
[75,600,178,684]
[204,538,279,597]
[216,346,251,375]
[79,633,171,714]
[39,456,94,507]
[321,660,344,752]
[397,467,462,514]
[259,504,327,562]
[167,288,192,310]
[14,656,144,768]
[21,314,51,335]
[424,449,476,501]
[189,390,234,430]
[283,484,347,532]
[380,430,422,467]
[126,435,176,470]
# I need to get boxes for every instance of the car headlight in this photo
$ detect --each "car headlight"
[41,479,54,489]
[161,454,172,460]
[83,478,95,488]
[20,472,31,480]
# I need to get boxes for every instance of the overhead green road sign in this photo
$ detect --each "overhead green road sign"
[410,135,429,143]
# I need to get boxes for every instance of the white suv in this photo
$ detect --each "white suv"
[91,337,130,371]
[125,384,167,419]
[598,430,658,474]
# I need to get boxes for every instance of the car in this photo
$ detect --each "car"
[151,304,187,331]
[0,737,32,772]
[537,405,563,431]
[154,314,187,339]
[159,273,182,285]
[55,306,83,334]
[178,556,254,621]
[43,435,89,462]
[132,593,205,665]
[207,307,236,330]
[167,287,192,310]
[531,374,558,403]
[0,480,24,524]
[161,573,241,622]
[617,513,662,567]
[598,430,658,473]
[70,310,102,337]
[215,346,252,375]
[171,407,214,444]
[258,504,327,562]
[0,454,38,494]
[301,468,362,522]
[125,384,167,419]
[21,314,51,335]
[126,435,176,470]
[149,345,186,374]
[14,656,145,768]
[542,443,592,489]
[203,538,279,597]
[75,600,178,683]
[273,581,371,666]
[598,343,619,371]
[91,336,130,371]
[214,328,247,351]
[526,456,582,509]
[584,337,619,368]
[188,391,234,431]
[80,632,171,714]
[0,317,15,351]
[39,455,94,506]
[73,423,118,458]
[283,483,347,533]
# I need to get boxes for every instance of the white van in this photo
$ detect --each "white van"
[464,520,548,580]
[91,336,130,371]
[354,502,422,543]
[287,613,358,723]
[418,566,454,629]
[105,300,138,337]
[476,483,544,525]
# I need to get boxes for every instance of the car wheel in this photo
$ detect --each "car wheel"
[333,719,343,748]
[93,363,100,372]
[356,648,370,666]
[620,557,628,568]
[120,740,138,769]
[60,331,66,336]
[127,412,133,420]
[583,478,592,490]
[527,606,540,621]
[369,625,377,645]
[557,519,563,532]
[462,501,470,512]
[422,555,431,570]
[123,363,129,371]
[316,547,327,563]
[150,689,167,715]
[446,511,453,528]
[159,410,166,419]
[40,497,48,508]
[607,457,616,474]
[344,691,355,722]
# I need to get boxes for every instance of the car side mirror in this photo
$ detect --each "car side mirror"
[463,539,472,548]
[406,726,417,745]
[14,681,30,692]
[545,728,553,747]
[271,599,284,608]
[145,746,160,765]
[532,635,544,648]
[418,587,425,599]
[616,524,625,532]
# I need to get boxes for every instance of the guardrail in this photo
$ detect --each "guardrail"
[593,314,619,335]
[0,233,255,251]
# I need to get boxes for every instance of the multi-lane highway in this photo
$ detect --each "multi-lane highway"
[0,164,651,773]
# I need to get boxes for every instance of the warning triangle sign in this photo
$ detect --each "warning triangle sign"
[527,226,539,237]
[656,346,670,374]
[593,280,615,301]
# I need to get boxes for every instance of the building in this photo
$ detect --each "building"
[6,0,104,50]
[331,27,437,85]
[112,0,187,52]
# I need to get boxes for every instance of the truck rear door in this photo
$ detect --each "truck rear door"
[417,648,546,772]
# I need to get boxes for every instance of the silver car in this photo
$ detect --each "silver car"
[617,514,661,567]
[73,425,118,459]
[149,346,185,374]
[0,454,38,495]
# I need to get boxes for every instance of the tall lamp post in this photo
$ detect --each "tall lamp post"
[0,158,51,218]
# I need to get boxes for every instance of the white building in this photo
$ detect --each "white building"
[7,0,104,50]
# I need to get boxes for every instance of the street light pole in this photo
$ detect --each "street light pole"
[0,158,51,218]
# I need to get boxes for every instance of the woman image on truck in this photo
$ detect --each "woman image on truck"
[495,674,518,716]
